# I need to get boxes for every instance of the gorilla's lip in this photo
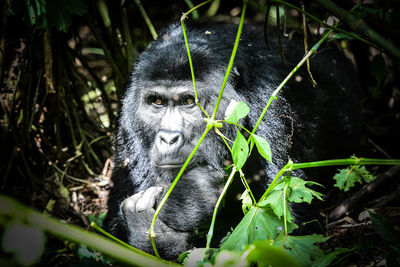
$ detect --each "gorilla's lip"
[152,161,184,169]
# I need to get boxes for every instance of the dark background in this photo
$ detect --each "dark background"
[1,0,400,265]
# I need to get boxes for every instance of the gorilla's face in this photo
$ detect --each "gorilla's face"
[136,86,205,169]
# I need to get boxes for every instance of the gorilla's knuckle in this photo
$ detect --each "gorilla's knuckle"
[120,198,136,214]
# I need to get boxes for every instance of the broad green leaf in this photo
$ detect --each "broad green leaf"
[333,166,376,191]
[246,241,300,267]
[258,184,294,222]
[273,233,331,267]
[369,210,400,244]
[2,223,45,265]
[232,129,249,169]
[220,206,297,251]
[287,177,324,204]
[225,101,250,124]
[251,134,272,162]
[259,177,323,221]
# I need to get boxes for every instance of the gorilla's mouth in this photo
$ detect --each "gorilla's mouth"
[152,160,184,169]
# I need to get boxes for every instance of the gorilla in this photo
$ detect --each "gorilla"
[104,23,360,260]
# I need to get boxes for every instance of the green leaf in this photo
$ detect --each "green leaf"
[220,206,297,251]
[249,137,255,155]
[333,166,376,191]
[259,177,323,221]
[225,100,250,124]
[232,129,249,169]
[88,212,107,228]
[2,223,45,265]
[251,134,272,162]
[259,181,294,222]
[240,190,253,215]
[273,233,331,267]
[246,241,300,267]
[287,177,324,204]
[369,210,400,244]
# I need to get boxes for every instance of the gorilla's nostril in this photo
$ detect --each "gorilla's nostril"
[170,135,179,144]
[159,132,181,146]
[160,136,167,144]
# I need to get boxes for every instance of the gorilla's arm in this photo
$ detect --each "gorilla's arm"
[121,187,191,260]
[158,167,223,231]
[110,167,223,260]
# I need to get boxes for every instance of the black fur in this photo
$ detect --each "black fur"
[104,24,360,260]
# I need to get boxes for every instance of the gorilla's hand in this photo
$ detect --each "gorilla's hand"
[121,186,163,214]
[120,186,190,259]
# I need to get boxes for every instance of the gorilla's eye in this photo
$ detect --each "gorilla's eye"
[147,95,165,106]
[181,95,195,106]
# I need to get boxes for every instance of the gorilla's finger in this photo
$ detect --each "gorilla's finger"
[136,186,163,212]
[120,190,144,213]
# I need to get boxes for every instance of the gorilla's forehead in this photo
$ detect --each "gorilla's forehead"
[143,86,193,96]
[139,80,216,98]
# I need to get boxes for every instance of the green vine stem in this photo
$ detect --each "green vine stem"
[180,0,213,118]
[239,170,257,204]
[252,28,333,134]
[121,6,136,66]
[149,125,213,257]
[282,175,290,235]
[259,157,400,202]
[292,157,400,170]
[206,166,237,248]
[259,160,292,203]
[133,0,158,40]
[149,0,248,257]
[211,0,247,120]
[90,222,160,260]
[0,196,179,267]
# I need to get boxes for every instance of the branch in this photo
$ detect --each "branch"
[313,0,400,58]
[0,196,178,267]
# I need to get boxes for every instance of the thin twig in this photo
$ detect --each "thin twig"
[133,0,158,40]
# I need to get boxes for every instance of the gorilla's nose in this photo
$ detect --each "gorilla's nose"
[157,131,183,150]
